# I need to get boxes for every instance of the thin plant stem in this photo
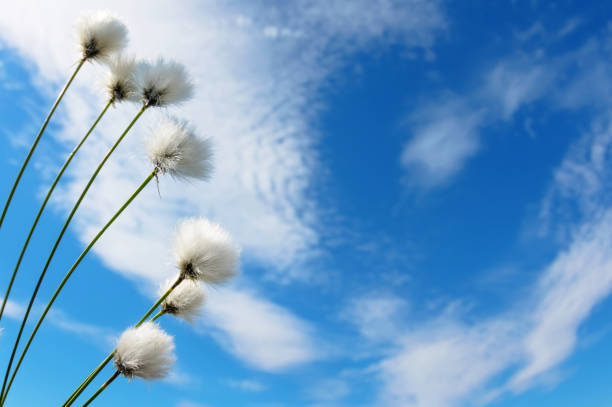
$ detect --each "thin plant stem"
[151,310,165,322]
[0,100,112,323]
[0,170,156,405]
[81,370,120,407]
[136,277,183,325]
[0,106,147,405]
[0,59,85,230]
[63,354,114,407]
[62,276,183,407]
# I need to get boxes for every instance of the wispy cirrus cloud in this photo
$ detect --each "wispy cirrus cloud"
[1,299,116,349]
[351,24,612,403]
[203,287,320,371]
[0,298,23,321]
[358,110,612,406]
[400,21,612,190]
[400,98,485,187]
[226,378,266,392]
[342,291,408,343]
[339,208,612,407]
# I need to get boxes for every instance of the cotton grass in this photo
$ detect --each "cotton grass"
[105,55,139,104]
[0,9,243,407]
[147,117,214,180]
[160,279,206,323]
[77,12,128,62]
[174,217,241,284]
[114,322,176,380]
[138,58,194,107]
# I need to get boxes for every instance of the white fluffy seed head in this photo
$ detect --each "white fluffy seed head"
[173,218,240,285]
[106,55,139,103]
[147,117,213,180]
[114,322,176,380]
[160,278,206,323]
[76,11,128,62]
[137,58,193,107]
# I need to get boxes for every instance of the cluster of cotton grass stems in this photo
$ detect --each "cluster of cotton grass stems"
[2,24,195,404]
[0,11,238,407]
[0,116,213,404]
[0,11,130,321]
[65,219,239,406]
[0,12,127,233]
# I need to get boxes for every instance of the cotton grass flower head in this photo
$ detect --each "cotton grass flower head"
[174,218,240,284]
[138,58,194,107]
[160,278,206,323]
[106,55,139,104]
[113,322,175,380]
[76,11,128,62]
[147,117,213,180]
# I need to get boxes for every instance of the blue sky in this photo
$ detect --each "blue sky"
[2,0,612,406]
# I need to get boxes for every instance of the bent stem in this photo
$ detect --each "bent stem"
[0,170,156,405]
[151,310,165,322]
[0,100,112,323]
[81,370,120,407]
[0,59,85,230]
[62,276,183,407]
[0,106,147,405]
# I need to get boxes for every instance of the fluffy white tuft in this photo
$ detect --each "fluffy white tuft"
[105,55,139,103]
[137,58,194,107]
[114,322,176,380]
[76,11,128,62]
[160,278,206,323]
[147,117,214,180]
[173,217,240,285]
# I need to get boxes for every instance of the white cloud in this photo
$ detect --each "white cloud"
[400,57,550,188]
[164,369,197,387]
[401,25,612,190]
[0,299,23,320]
[46,309,117,348]
[375,208,612,406]
[556,17,582,39]
[1,299,117,350]
[484,58,551,119]
[539,117,612,238]
[226,378,266,392]
[401,99,484,187]
[378,317,521,407]
[342,292,408,343]
[510,211,612,390]
[203,287,319,371]
[376,119,612,405]
[308,378,350,402]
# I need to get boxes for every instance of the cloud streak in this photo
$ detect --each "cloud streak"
[401,98,484,187]
[204,287,320,371]
[371,112,612,406]
[400,23,612,189]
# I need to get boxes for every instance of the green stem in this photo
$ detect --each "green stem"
[151,310,165,322]
[63,354,114,407]
[81,370,120,407]
[0,59,85,230]
[0,106,147,405]
[0,100,112,323]
[136,276,183,326]
[62,276,183,407]
[0,170,155,405]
